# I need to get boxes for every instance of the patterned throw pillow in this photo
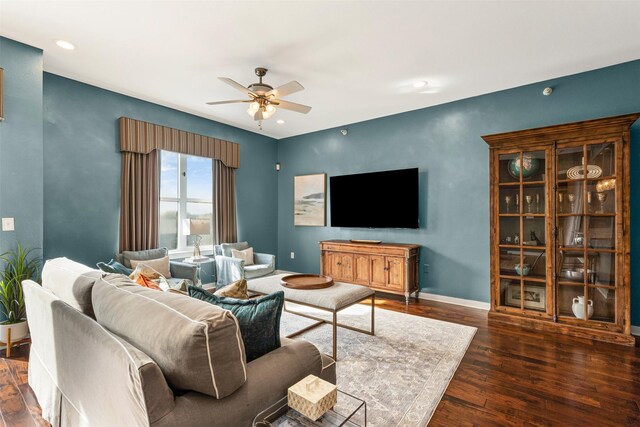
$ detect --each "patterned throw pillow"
[214,279,248,299]
[231,247,254,266]
[188,285,284,362]
[135,274,162,290]
[96,259,133,276]
[130,256,172,278]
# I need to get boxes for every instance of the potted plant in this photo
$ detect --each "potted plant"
[0,244,41,345]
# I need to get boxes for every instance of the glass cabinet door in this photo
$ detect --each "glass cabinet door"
[555,140,620,327]
[496,149,551,316]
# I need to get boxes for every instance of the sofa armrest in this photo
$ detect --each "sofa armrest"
[153,339,325,427]
[253,253,276,269]
[169,261,199,284]
[215,255,245,287]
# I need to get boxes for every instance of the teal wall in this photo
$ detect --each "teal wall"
[276,60,640,324]
[43,73,278,282]
[0,38,44,261]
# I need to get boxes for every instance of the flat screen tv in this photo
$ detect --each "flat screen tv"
[330,168,419,228]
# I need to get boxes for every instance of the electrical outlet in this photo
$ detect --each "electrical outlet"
[290,252,295,259]
[2,218,14,231]
[423,264,430,273]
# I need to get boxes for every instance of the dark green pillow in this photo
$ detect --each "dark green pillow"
[188,285,284,362]
[97,259,133,276]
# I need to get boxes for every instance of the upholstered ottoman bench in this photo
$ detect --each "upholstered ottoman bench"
[247,272,375,360]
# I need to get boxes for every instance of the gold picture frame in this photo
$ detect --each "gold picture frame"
[294,173,326,226]
[506,283,546,310]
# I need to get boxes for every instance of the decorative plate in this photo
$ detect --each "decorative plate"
[566,164,602,180]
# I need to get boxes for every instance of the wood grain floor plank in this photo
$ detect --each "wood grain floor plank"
[1,292,639,426]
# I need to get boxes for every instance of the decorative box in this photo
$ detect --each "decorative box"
[288,374,337,421]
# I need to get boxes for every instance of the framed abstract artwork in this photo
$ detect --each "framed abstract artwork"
[294,173,326,226]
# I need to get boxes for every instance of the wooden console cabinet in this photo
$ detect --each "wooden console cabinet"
[319,240,420,304]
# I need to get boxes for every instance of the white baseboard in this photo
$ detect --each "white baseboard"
[416,293,640,335]
[417,292,490,311]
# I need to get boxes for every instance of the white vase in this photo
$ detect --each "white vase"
[571,296,594,319]
[0,320,29,345]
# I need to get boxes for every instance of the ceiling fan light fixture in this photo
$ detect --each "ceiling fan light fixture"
[262,108,276,119]
[265,104,276,114]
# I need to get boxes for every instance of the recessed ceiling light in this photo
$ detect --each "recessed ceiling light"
[55,40,75,50]
[276,119,285,124]
[413,81,427,88]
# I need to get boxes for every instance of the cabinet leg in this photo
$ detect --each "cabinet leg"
[414,289,420,299]
[404,292,410,305]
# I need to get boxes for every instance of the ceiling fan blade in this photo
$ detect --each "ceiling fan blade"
[266,81,304,98]
[218,77,256,96]
[254,109,264,121]
[271,99,312,114]
[206,99,251,105]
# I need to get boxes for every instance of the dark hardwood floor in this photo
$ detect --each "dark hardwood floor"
[2,295,639,426]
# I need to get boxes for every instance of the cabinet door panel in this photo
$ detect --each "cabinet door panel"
[322,252,333,277]
[370,255,386,287]
[331,252,344,280]
[341,254,354,281]
[387,257,405,290]
[354,254,370,284]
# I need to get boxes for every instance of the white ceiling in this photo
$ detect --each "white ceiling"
[2,1,640,139]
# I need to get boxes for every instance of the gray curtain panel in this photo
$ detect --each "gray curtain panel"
[213,160,238,244]
[119,150,159,252]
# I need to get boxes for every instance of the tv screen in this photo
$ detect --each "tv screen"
[330,168,419,228]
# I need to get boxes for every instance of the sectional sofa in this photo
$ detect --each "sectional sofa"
[23,258,335,426]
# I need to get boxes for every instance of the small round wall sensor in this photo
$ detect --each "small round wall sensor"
[340,129,348,136]
[543,87,553,96]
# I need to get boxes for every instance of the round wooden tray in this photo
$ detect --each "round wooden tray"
[280,274,334,290]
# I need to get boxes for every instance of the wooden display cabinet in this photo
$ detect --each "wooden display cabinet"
[319,240,420,304]
[483,113,639,346]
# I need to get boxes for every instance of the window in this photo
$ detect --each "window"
[159,151,213,252]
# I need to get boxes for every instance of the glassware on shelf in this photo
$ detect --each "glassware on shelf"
[568,194,576,213]
[505,195,512,213]
[515,194,519,212]
[535,193,541,213]
[525,195,533,214]
[587,191,593,213]
[597,192,608,214]
[558,192,564,213]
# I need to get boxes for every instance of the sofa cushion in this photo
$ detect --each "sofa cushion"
[96,259,133,276]
[220,242,249,257]
[120,247,168,268]
[130,255,172,278]
[42,257,103,317]
[92,274,247,399]
[188,286,284,362]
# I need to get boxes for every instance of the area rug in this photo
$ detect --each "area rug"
[280,303,476,426]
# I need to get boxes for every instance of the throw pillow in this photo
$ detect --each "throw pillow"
[231,247,254,266]
[221,242,250,257]
[130,255,172,278]
[135,274,163,291]
[97,259,133,276]
[214,279,248,299]
[188,285,284,362]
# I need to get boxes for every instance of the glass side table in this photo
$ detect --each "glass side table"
[182,256,215,287]
[253,389,366,427]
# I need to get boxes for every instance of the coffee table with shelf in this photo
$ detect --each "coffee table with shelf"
[253,389,366,427]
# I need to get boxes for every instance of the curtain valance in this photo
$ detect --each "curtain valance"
[119,117,240,169]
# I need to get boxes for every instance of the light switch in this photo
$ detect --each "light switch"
[2,218,15,231]
[290,252,295,259]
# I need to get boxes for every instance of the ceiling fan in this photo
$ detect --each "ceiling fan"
[207,67,312,128]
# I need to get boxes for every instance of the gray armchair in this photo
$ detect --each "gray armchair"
[114,247,199,286]
[214,242,275,287]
